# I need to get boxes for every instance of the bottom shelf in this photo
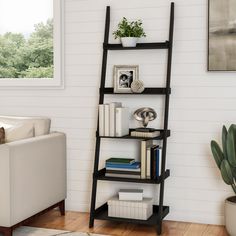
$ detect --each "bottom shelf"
[94,203,169,225]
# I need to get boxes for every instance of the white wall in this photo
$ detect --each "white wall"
[1,0,236,225]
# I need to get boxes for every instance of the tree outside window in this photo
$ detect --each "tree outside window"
[0,0,63,87]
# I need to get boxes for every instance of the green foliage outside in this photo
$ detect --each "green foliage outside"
[0,19,53,78]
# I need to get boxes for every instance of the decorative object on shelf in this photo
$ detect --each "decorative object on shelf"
[210,124,236,235]
[208,0,236,71]
[131,79,145,93]
[108,196,153,220]
[114,65,139,93]
[113,17,146,47]
[133,107,157,128]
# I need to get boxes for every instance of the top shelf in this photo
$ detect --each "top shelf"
[104,41,170,50]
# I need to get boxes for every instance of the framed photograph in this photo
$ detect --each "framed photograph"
[208,0,236,71]
[113,65,139,93]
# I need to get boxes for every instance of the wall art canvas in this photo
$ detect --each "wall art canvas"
[208,0,236,71]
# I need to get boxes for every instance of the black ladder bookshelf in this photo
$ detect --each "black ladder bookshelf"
[89,3,174,235]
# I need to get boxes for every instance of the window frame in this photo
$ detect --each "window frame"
[0,0,64,89]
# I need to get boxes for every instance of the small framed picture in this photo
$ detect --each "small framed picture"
[113,65,139,93]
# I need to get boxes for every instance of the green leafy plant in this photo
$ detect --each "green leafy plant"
[211,124,236,193]
[113,17,146,39]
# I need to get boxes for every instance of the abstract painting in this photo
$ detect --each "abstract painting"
[208,0,236,71]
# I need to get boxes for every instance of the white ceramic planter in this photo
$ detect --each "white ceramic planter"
[225,196,236,236]
[120,37,138,47]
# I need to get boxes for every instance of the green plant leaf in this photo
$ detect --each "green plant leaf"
[226,127,236,167]
[228,124,236,134]
[232,167,236,179]
[113,17,146,39]
[220,159,234,185]
[222,125,228,158]
[211,140,224,169]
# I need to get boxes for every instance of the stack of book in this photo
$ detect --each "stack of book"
[105,158,141,179]
[99,103,129,137]
[141,140,162,179]
[130,129,160,138]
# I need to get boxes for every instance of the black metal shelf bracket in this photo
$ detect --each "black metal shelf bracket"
[89,3,175,235]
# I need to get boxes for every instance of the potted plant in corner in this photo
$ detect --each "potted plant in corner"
[211,124,236,235]
[113,17,146,47]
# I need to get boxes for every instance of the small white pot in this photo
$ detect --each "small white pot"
[225,196,236,236]
[120,37,138,47]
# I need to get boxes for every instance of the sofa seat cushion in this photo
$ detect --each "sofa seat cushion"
[0,116,51,136]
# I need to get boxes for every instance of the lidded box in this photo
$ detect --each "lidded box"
[119,189,143,201]
[108,196,153,220]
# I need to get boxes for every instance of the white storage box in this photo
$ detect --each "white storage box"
[119,189,143,201]
[108,196,153,220]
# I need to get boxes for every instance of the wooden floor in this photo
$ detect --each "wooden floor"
[28,210,228,236]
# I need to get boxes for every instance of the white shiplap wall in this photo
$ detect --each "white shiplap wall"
[1,0,236,225]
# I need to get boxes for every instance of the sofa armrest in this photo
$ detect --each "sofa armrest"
[0,132,67,227]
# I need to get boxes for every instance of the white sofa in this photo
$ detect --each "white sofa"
[0,116,67,236]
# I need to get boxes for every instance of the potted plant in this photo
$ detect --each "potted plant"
[211,124,236,235]
[113,17,146,47]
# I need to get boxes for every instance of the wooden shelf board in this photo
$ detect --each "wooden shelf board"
[96,168,170,184]
[101,87,171,95]
[98,129,170,141]
[104,42,170,50]
[94,203,169,225]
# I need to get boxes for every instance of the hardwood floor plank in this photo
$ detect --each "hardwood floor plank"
[184,223,208,236]
[27,210,228,236]
[203,225,228,236]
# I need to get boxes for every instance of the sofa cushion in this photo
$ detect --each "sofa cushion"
[5,123,34,143]
[0,127,5,144]
[0,116,51,136]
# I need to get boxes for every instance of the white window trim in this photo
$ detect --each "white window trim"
[0,0,64,89]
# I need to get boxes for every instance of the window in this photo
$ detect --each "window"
[0,0,64,87]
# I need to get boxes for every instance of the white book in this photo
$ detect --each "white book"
[109,102,122,137]
[119,189,143,201]
[105,173,140,179]
[104,104,110,136]
[146,147,151,179]
[115,107,129,137]
[98,104,105,136]
[140,140,153,179]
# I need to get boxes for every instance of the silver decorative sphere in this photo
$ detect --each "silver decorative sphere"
[133,107,157,128]
[131,80,145,93]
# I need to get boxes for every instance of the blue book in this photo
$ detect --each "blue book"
[156,148,162,177]
[106,162,141,169]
